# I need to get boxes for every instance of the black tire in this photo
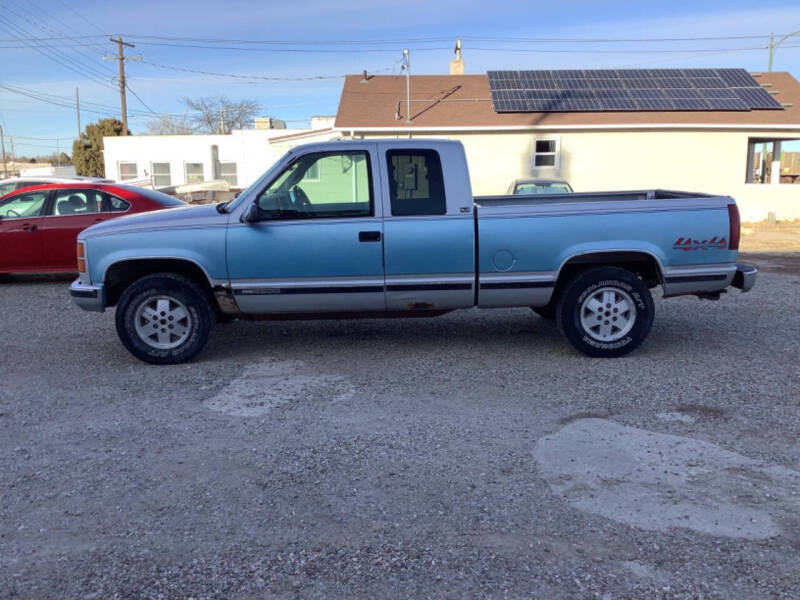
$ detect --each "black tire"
[115,273,214,364]
[531,304,556,320]
[555,266,654,358]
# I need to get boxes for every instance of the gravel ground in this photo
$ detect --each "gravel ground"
[1,253,799,599]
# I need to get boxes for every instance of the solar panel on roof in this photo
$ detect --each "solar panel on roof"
[731,87,783,109]
[488,67,784,113]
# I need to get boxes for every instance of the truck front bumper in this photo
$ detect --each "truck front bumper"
[69,279,106,312]
[732,262,757,292]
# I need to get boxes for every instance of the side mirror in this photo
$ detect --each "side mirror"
[242,203,260,223]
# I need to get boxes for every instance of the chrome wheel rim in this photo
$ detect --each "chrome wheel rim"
[579,287,636,342]
[133,295,192,350]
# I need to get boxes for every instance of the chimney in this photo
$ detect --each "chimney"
[450,39,464,75]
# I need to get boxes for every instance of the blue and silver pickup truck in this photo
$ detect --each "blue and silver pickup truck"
[70,139,756,364]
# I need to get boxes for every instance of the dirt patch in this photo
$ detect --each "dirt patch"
[676,404,727,419]
[740,220,800,252]
[739,252,800,276]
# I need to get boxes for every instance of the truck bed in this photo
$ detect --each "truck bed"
[474,189,712,208]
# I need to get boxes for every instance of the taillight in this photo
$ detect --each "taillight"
[727,203,740,251]
[77,242,86,273]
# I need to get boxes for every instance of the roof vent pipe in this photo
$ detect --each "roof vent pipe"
[450,39,464,75]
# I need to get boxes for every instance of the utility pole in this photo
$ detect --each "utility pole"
[219,109,226,134]
[0,125,7,178]
[402,49,412,124]
[9,136,14,175]
[103,36,140,135]
[76,87,81,137]
[768,30,800,71]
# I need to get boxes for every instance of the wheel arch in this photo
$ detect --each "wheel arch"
[103,257,215,307]
[555,249,665,290]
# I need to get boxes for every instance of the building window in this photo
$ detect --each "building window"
[532,138,559,169]
[302,161,320,181]
[220,162,238,186]
[118,161,137,180]
[746,138,800,184]
[151,162,171,187]
[185,162,204,184]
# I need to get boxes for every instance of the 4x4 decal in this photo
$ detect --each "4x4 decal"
[673,236,727,251]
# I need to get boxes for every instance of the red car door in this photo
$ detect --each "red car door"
[38,188,106,270]
[0,190,46,272]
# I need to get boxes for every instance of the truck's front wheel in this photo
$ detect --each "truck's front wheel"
[556,266,654,358]
[115,273,214,364]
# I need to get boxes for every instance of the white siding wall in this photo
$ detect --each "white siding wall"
[103,129,305,189]
[360,130,800,222]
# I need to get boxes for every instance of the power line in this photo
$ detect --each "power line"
[137,60,394,81]
[0,6,112,78]
[124,82,157,115]
[55,0,106,35]
[0,16,117,91]
[0,31,793,45]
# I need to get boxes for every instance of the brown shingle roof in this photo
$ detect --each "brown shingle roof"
[335,72,800,130]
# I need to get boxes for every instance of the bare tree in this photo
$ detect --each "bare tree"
[145,113,196,135]
[181,95,261,134]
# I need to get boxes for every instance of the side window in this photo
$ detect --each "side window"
[51,190,100,216]
[185,162,204,184]
[152,162,171,187]
[118,162,137,180]
[220,162,238,186]
[0,191,47,218]
[104,194,131,212]
[255,151,372,220]
[386,149,446,216]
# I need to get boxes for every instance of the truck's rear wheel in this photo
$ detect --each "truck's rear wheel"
[555,266,654,358]
[115,273,214,364]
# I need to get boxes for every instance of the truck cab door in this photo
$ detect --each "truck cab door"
[379,144,476,311]
[226,145,385,314]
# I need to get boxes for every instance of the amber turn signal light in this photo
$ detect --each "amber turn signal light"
[77,243,86,273]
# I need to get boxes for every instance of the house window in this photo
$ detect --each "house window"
[746,138,800,184]
[302,161,320,181]
[533,138,559,169]
[151,162,171,187]
[220,162,238,186]
[118,161,137,180]
[185,162,204,184]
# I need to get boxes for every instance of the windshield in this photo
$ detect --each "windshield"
[515,182,572,195]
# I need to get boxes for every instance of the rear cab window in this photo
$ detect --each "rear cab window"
[103,194,131,212]
[386,149,446,216]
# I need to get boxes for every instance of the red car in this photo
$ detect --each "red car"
[0,183,185,273]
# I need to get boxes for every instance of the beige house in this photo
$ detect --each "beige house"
[334,71,800,222]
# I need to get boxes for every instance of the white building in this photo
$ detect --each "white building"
[102,117,338,192]
[334,71,800,222]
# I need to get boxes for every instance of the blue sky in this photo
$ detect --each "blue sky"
[1,0,799,155]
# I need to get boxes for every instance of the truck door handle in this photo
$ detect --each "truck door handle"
[22,223,37,232]
[358,231,381,242]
